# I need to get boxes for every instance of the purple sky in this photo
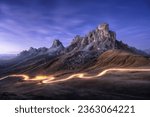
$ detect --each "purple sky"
[0,0,150,54]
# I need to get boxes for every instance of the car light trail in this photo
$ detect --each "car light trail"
[0,68,150,84]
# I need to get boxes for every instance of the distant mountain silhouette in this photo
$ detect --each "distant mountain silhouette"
[0,54,16,60]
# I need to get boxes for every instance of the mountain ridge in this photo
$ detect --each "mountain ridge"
[0,23,149,77]
[17,23,148,58]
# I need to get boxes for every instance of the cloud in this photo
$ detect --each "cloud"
[0,0,150,54]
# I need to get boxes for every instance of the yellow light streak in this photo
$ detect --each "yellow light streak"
[0,68,150,84]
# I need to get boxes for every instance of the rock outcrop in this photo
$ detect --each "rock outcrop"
[67,23,116,53]
[19,39,65,58]
[50,39,64,49]
[48,39,65,56]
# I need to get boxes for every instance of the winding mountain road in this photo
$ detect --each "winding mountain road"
[0,68,150,84]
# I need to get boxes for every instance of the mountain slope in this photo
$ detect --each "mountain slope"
[91,50,150,69]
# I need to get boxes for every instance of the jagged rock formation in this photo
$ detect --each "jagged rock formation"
[51,39,64,48]
[18,23,147,59]
[19,47,48,58]
[0,23,149,76]
[48,39,65,56]
[67,23,116,53]
[19,39,65,58]
[16,23,117,69]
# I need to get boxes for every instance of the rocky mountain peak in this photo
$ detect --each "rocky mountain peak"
[67,23,116,53]
[48,39,65,56]
[98,23,109,31]
[51,39,64,48]
[29,47,37,52]
[72,35,83,44]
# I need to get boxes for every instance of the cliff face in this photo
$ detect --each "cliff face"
[67,23,116,53]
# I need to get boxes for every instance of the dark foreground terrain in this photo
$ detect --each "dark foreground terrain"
[0,67,150,100]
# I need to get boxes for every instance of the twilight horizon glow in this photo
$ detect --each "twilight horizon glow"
[0,0,150,54]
